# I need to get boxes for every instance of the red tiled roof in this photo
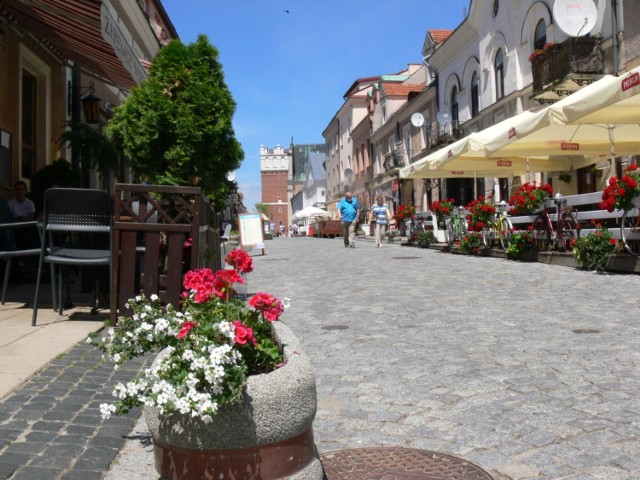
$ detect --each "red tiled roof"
[382,83,426,98]
[429,29,453,44]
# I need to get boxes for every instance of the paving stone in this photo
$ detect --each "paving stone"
[9,466,60,480]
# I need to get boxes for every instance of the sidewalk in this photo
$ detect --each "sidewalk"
[0,284,105,400]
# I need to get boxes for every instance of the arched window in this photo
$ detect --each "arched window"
[534,19,547,50]
[495,49,505,100]
[471,72,480,117]
[450,86,459,127]
[493,0,499,16]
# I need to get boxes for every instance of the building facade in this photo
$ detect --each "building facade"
[0,0,176,201]
[260,144,291,236]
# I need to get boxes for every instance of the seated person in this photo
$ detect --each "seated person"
[6,181,38,255]
[8,181,35,221]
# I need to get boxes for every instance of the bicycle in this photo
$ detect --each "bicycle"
[407,214,426,244]
[530,194,579,252]
[446,206,468,248]
[620,199,640,255]
[481,201,513,249]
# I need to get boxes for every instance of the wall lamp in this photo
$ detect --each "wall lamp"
[68,80,101,124]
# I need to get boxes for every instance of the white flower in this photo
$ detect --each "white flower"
[100,403,116,419]
[150,294,159,301]
[282,297,291,309]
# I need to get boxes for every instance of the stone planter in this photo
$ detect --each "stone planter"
[144,322,323,480]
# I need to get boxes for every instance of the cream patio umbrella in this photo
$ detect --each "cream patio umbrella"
[484,67,640,163]
[292,206,329,220]
[399,110,591,181]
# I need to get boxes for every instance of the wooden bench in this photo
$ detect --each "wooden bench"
[507,191,627,239]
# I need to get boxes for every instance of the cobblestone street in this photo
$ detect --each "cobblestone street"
[248,237,640,480]
[2,235,640,479]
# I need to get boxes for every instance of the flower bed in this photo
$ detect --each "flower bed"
[572,221,617,271]
[600,164,640,212]
[466,195,496,232]
[508,182,553,214]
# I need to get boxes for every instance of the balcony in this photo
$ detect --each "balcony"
[383,149,403,172]
[531,37,604,104]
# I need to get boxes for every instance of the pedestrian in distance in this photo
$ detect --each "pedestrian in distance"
[369,194,390,248]
[336,190,360,248]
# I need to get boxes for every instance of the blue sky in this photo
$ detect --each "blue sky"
[161,0,470,210]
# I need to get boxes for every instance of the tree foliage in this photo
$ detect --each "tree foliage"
[106,34,243,203]
[254,203,270,216]
[58,122,119,183]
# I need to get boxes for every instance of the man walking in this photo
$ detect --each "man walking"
[336,191,360,248]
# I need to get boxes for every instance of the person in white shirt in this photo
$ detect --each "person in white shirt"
[8,181,35,221]
[369,194,391,248]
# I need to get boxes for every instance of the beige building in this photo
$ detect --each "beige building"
[0,0,176,200]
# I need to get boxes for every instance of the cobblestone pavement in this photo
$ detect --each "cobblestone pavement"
[247,237,640,480]
[0,340,148,480]
[3,236,640,479]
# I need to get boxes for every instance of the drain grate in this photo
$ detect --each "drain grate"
[321,447,495,479]
[321,325,349,331]
[572,328,601,334]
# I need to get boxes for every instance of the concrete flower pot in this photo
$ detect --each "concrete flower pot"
[144,321,323,480]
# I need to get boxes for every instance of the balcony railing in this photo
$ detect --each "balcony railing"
[531,37,604,96]
[383,149,403,171]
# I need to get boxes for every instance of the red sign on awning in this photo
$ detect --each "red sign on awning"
[622,72,640,92]
[561,142,580,151]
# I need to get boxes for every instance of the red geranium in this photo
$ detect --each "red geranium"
[508,182,553,214]
[393,203,416,224]
[432,199,454,222]
[225,248,254,274]
[249,292,284,322]
[177,321,197,339]
[232,320,257,346]
[600,164,640,212]
[466,195,496,231]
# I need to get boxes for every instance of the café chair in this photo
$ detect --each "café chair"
[32,188,112,327]
[0,199,41,305]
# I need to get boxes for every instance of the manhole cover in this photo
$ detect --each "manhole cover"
[572,328,601,334]
[321,447,495,479]
[321,325,349,331]
[391,256,422,260]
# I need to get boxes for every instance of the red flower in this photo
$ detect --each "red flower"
[232,320,257,346]
[248,292,284,322]
[225,248,254,274]
[177,321,197,339]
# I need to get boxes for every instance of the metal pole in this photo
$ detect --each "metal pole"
[611,0,619,75]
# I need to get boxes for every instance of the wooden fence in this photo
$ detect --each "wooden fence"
[110,184,220,325]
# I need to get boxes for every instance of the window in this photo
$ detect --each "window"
[21,71,37,179]
[471,72,480,117]
[534,19,547,50]
[495,49,505,100]
[450,87,459,127]
[493,0,499,16]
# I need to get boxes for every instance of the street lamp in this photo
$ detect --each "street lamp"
[68,80,101,124]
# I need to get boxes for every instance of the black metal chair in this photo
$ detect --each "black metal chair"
[32,188,112,326]
[0,199,41,305]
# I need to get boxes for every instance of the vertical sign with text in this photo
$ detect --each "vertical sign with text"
[239,213,264,247]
